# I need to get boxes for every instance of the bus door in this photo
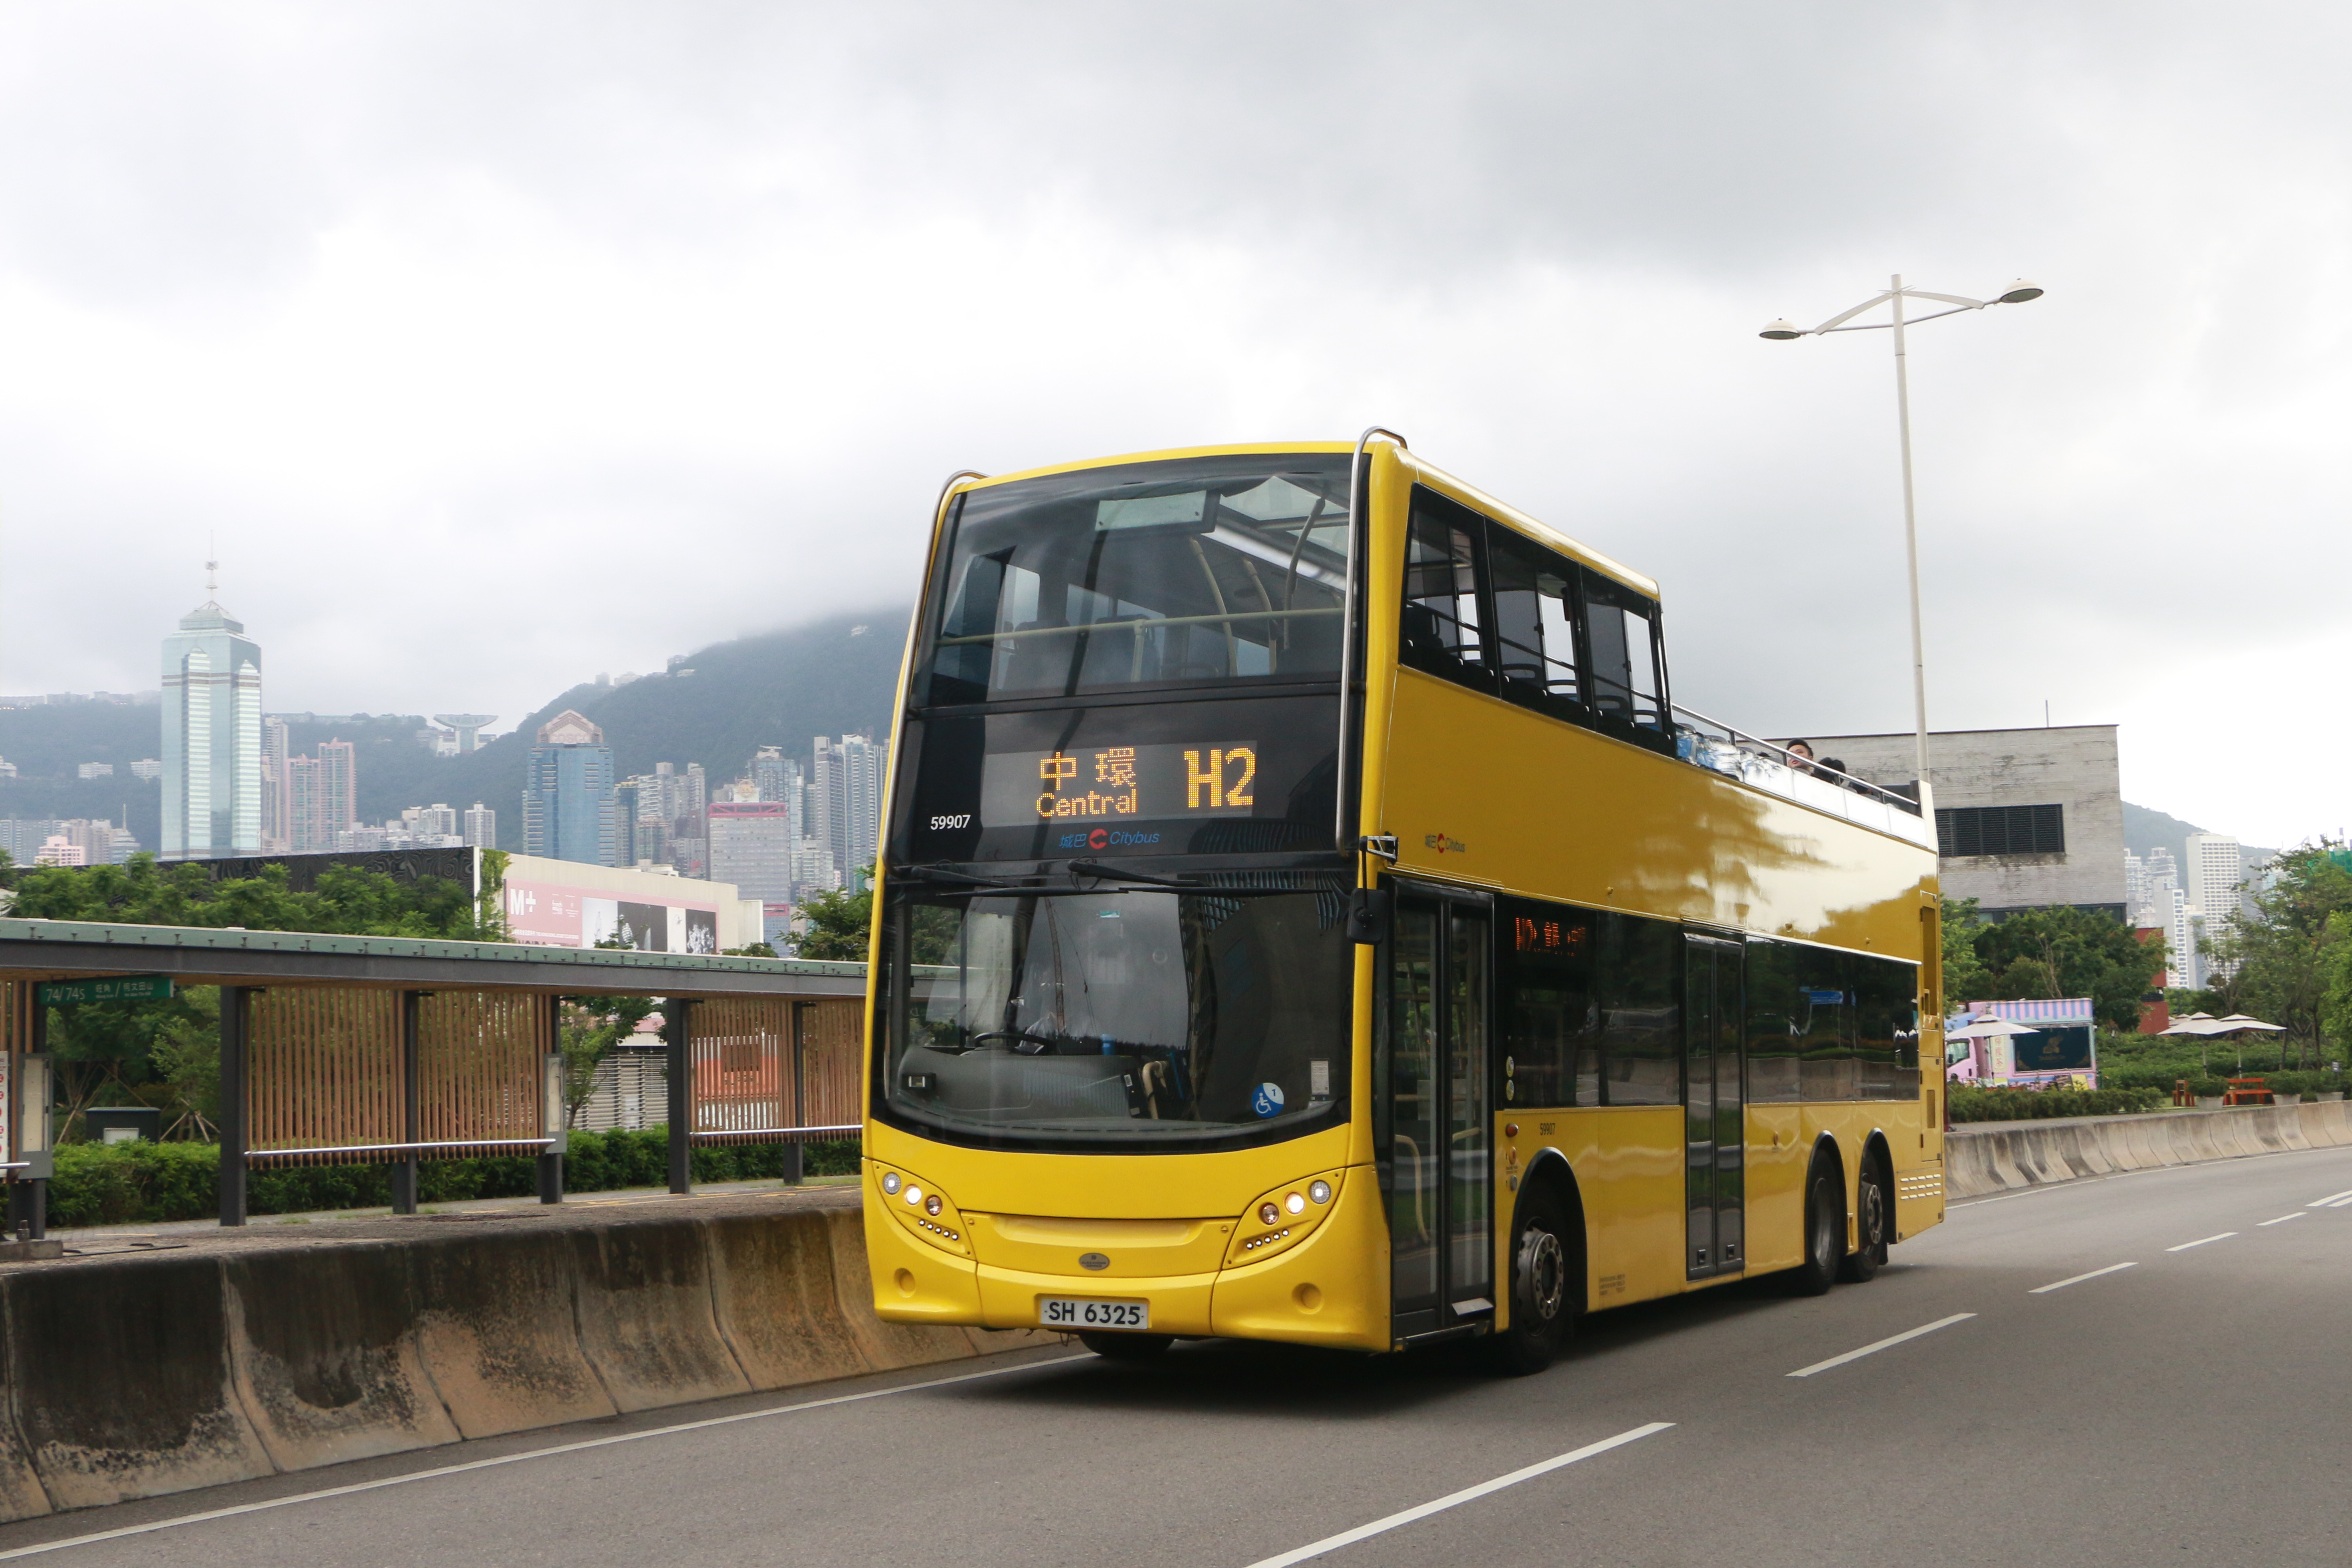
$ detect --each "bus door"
[1683,932,1745,1279]
[1386,889,1494,1340]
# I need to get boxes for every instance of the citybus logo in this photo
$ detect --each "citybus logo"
[1424,833,1467,855]
[1058,828,1163,851]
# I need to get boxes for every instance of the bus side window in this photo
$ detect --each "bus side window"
[1489,530,1583,715]
[1583,571,1669,734]
[1401,488,1493,690]
[1791,947,1857,1101]
[1745,939,1802,1102]
[1500,897,1599,1109]
[1597,912,1680,1106]
[1854,954,1922,1100]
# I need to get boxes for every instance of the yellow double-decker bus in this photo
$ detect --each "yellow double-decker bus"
[862,435,1944,1371]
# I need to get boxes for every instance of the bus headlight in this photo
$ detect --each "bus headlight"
[1228,1170,1347,1268]
[875,1164,969,1256]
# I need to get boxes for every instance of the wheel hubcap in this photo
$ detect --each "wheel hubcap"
[1518,1227,1565,1321]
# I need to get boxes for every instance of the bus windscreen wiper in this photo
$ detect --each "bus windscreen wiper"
[1067,861,1193,888]
[893,863,1023,889]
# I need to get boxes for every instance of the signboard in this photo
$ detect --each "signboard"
[980,742,1259,827]
[37,976,174,1006]
[2011,1024,2094,1074]
[504,878,723,952]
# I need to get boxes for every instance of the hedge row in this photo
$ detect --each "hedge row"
[1948,1086,2168,1123]
[46,1131,860,1229]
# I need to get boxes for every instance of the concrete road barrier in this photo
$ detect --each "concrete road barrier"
[1948,1100,2352,1200]
[0,1194,1064,1527]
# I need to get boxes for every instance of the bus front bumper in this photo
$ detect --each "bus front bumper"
[866,1173,1390,1353]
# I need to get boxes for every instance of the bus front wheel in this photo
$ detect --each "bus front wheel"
[1483,1185,1576,1376]
[1079,1332,1174,1361]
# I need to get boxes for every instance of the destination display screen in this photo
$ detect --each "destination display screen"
[978,741,1259,827]
[899,695,1338,862]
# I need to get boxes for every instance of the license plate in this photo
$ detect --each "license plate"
[1039,1296,1150,1331]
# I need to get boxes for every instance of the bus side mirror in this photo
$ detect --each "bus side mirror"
[1346,888,1391,946]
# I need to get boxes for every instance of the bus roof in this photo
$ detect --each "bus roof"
[955,441,1662,601]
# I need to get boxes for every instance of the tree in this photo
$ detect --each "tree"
[795,871,874,961]
[1969,905,2166,1030]
[1940,896,1992,1005]
[5,853,505,940]
[2204,841,2352,1064]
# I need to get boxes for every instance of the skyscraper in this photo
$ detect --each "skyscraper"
[812,733,889,886]
[160,575,264,860]
[2185,833,2247,928]
[260,716,291,850]
[709,802,796,902]
[286,740,357,853]
[463,802,497,849]
[522,710,619,866]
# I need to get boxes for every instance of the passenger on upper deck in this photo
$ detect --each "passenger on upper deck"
[1785,739,1822,778]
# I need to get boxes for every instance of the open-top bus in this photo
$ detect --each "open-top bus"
[861,436,1944,1369]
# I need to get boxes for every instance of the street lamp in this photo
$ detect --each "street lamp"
[1759,275,2042,811]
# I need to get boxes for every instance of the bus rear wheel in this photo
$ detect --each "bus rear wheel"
[1079,1332,1174,1361]
[1482,1185,1576,1376]
[1787,1160,1841,1297]
[1838,1158,1891,1283]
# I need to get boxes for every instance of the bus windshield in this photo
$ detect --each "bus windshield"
[879,886,1351,1149]
[922,455,1352,706]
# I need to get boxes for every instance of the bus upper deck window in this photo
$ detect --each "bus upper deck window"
[1402,489,1491,689]
[1584,571,1667,731]
[1489,530,1581,710]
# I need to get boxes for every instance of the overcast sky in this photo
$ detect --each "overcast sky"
[1,3,2343,844]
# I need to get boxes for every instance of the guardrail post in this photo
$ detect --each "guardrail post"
[538,997,565,1204]
[666,999,692,1195]
[219,987,249,1227]
[9,1006,50,1240]
[392,992,422,1216]
[782,1001,807,1186]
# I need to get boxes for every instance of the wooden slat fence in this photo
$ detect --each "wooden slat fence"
[690,996,863,1144]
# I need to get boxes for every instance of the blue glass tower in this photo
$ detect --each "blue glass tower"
[521,710,620,866]
[160,579,264,861]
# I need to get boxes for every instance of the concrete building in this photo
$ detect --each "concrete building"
[463,802,496,850]
[522,710,620,867]
[129,758,162,782]
[501,854,763,952]
[1802,724,2126,920]
[708,801,796,904]
[160,587,264,861]
[77,762,113,780]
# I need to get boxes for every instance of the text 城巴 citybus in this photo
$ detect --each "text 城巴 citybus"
[861,438,1944,1369]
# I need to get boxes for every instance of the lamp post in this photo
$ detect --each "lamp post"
[1759,276,2042,811]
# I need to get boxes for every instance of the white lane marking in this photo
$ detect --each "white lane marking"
[1240,1422,1674,1568]
[0,1353,1089,1561]
[2307,1189,2352,1207]
[1787,1314,1976,1378]
[2029,1261,2137,1294]
[2258,1213,2307,1227]
[2325,1195,2352,1208]
[2165,1232,2238,1252]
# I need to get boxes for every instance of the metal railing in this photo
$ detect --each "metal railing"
[1670,705,1932,837]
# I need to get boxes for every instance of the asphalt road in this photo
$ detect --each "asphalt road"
[8,1145,2351,1568]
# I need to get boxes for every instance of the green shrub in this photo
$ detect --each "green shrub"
[1947,1085,2166,1123]
[2189,1076,2229,1099]
[44,1130,862,1227]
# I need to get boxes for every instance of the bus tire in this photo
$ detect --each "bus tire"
[1482,1184,1576,1376]
[1079,1332,1174,1361]
[1838,1156,1891,1284]
[1787,1158,1841,1297]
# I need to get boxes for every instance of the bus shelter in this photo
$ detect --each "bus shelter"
[0,918,869,1231]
